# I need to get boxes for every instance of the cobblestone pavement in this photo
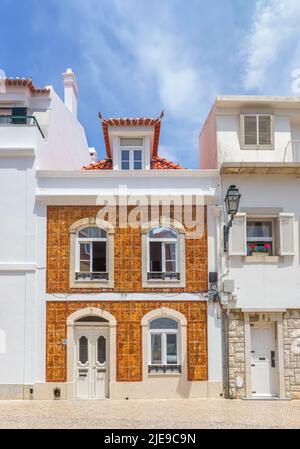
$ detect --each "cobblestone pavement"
[0,399,299,429]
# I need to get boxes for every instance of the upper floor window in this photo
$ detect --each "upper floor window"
[148,227,179,280]
[120,137,143,170]
[247,220,274,256]
[229,212,295,258]
[241,114,273,147]
[76,227,108,281]
[148,317,180,373]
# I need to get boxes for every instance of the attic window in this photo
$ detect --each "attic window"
[120,137,144,170]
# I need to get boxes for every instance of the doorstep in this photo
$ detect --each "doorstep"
[242,396,291,401]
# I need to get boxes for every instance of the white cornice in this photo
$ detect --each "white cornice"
[36,169,219,178]
[0,147,35,157]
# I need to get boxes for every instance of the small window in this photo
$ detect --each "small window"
[148,317,180,374]
[242,114,272,147]
[119,137,143,170]
[246,220,274,256]
[79,336,88,364]
[121,150,130,170]
[148,228,179,280]
[97,336,106,364]
[76,227,108,281]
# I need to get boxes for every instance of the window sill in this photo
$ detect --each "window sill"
[70,278,114,289]
[148,372,181,378]
[142,279,185,288]
[244,255,279,263]
[240,145,274,151]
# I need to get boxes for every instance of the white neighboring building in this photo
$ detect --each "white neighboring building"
[200,96,300,399]
[0,70,91,398]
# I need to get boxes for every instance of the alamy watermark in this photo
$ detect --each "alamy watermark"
[291,69,300,94]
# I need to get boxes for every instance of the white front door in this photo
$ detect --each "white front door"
[250,322,277,397]
[75,327,108,399]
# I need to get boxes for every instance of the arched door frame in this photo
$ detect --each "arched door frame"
[67,307,117,392]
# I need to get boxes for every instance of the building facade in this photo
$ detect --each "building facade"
[200,96,300,399]
[0,70,222,400]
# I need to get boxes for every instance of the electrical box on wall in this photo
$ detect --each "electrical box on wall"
[223,279,234,293]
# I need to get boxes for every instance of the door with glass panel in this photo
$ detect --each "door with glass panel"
[75,328,108,399]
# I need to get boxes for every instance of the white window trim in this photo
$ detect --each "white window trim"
[141,308,187,379]
[120,137,144,170]
[69,218,114,288]
[148,327,179,366]
[240,113,274,149]
[141,219,186,288]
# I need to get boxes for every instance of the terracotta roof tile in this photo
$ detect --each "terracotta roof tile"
[99,112,164,159]
[3,77,50,94]
[151,156,185,170]
[81,155,184,170]
[82,158,113,170]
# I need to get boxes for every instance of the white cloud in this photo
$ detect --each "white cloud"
[242,0,300,91]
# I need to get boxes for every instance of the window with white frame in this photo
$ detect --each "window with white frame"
[148,317,180,373]
[241,114,273,147]
[148,227,179,280]
[246,219,274,256]
[76,227,108,280]
[229,212,295,257]
[120,137,143,170]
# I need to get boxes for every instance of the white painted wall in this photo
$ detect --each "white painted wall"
[221,174,300,309]
[216,114,291,164]
[0,76,91,387]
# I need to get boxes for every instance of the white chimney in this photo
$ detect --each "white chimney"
[63,68,78,117]
[89,147,98,163]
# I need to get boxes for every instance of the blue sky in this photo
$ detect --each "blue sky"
[1,0,300,167]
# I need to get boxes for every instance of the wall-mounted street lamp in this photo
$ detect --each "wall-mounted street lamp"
[223,185,241,252]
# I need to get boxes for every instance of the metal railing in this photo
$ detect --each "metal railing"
[75,272,109,281]
[0,115,45,139]
[147,272,180,281]
[283,140,300,162]
[148,365,181,374]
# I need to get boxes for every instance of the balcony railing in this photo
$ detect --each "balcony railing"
[147,272,180,281]
[75,272,109,281]
[0,115,45,139]
[283,140,300,162]
[148,365,181,374]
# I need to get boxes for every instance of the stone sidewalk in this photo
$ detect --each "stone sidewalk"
[0,398,299,429]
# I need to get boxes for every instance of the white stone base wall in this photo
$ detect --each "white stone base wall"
[283,310,300,399]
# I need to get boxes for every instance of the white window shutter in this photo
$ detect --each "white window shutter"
[258,115,272,145]
[229,213,247,256]
[279,213,295,256]
[243,115,257,145]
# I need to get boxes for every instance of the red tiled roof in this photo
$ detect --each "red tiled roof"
[82,158,113,170]
[82,155,184,170]
[4,78,50,94]
[99,112,163,159]
[151,156,184,170]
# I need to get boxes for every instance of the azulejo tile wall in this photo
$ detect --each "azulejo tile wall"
[46,206,208,293]
[46,301,208,383]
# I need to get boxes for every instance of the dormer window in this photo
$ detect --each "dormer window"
[120,137,143,170]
